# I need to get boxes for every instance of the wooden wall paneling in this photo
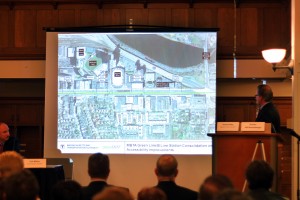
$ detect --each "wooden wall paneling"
[218,104,252,122]
[58,8,76,27]
[0,1,291,60]
[216,6,234,57]
[188,7,194,27]
[193,8,216,28]
[217,97,292,125]
[18,126,43,158]
[148,8,166,26]
[16,104,43,125]
[0,104,15,126]
[0,9,9,47]
[277,105,292,126]
[238,7,260,57]
[103,4,144,25]
[281,3,291,50]
[37,9,58,48]
[171,8,189,27]
[79,7,99,27]
[262,7,285,48]
[240,8,258,47]
[165,7,172,26]
[14,8,37,47]
[102,9,121,25]
[216,97,257,122]
[272,98,292,126]
[0,97,44,158]
[125,8,148,25]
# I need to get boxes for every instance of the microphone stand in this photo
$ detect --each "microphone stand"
[289,130,300,200]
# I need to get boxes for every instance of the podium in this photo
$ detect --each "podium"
[208,123,282,192]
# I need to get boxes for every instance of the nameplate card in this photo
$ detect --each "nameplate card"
[23,159,47,168]
[240,122,265,132]
[217,122,240,131]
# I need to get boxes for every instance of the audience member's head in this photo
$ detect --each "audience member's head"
[245,160,274,190]
[88,153,110,180]
[92,187,134,200]
[198,174,234,200]
[3,169,39,200]
[215,189,252,200]
[0,151,24,179]
[137,187,167,200]
[155,154,178,181]
[0,122,10,144]
[51,180,83,200]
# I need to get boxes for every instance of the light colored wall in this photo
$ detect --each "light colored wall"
[0,40,293,199]
[0,60,292,98]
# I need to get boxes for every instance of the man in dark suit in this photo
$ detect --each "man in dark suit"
[154,154,198,200]
[255,84,281,133]
[81,153,129,200]
[0,122,20,153]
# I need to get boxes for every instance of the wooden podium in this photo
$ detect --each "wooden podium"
[208,123,281,192]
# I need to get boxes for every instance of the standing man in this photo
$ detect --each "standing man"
[0,122,20,153]
[154,154,198,200]
[255,84,281,133]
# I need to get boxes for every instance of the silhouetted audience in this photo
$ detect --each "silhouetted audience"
[51,179,83,200]
[82,153,129,200]
[215,189,252,200]
[92,187,134,200]
[3,169,39,200]
[138,186,167,200]
[199,174,234,200]
[245,160,286,200]
[154,154,198,200]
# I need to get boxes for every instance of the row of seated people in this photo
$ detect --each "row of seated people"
[0,151,288,200]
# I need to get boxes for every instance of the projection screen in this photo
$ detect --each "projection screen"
[47,27,217,155]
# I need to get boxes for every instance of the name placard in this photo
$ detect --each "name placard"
[217,122,240,131]
[240,122,265,132]
[23,159,47,168]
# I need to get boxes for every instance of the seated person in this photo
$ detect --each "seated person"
[199,174,234,200]
[0,151,24,179]
[82,153,129,200]
[245,160,287,200]
[3,169,40,200]
[138,186,167,200]
[92,187,134,200]
[0,122,20,153]
[51,180,83,200]
[154,154,198,200]
[215,189,252,200]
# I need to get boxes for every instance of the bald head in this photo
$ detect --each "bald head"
[155,154,178,179]
[0,122,10,143]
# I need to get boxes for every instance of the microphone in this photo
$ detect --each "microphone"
[271,123,277,133]
[289,130,300,140]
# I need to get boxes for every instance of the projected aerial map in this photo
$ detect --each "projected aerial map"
[57,32,216,154]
